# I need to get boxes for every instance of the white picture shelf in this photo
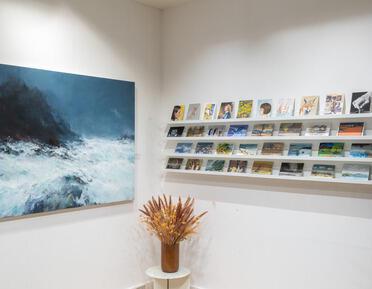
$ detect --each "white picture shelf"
[165,109,372,186]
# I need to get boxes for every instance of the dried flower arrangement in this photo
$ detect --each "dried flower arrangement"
[139,195,207,245]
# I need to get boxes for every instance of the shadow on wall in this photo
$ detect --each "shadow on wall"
[163,174,372,219]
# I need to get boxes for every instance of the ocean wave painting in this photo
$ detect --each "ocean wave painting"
[0,63,135,219]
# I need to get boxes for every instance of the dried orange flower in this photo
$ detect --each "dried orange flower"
[139,195,207,245]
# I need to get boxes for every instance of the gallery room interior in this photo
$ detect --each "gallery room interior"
[0,0,372,288]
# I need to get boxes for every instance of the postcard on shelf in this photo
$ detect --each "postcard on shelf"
[341,164,370,181]
[323,92,345,115]
[186,126,205,137]
[186,103,201,120]
[311,164,335,178]
[318,142,344,157]
[195,142,214,154]
[237,100,253,118]
[278,123,302,136]
[170,105,185,121]
[236,144,258,155]
[167,126,185,137]
[216,143,234,155]
[338,122,364,136]
[207,125,226,136]
[166,158,183,170]
[350,92,371,114]
[257,99,273,118]
[299,96,319,116]
[304,124,330,136]
[350,143,372,158]
[279,163,304,177]
[227,125,249,137]
[228,160,248,173]
[206,160,225,172]
[261,142,284,155]
[175,143,193,154]
[288,143,312,157]
[218,102,234,119]
[276,98,295,117]
[251,161,273,175]
[252,123,274,136]
[203,103,217,120]
[185,159,203,171]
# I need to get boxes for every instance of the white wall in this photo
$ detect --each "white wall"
[0,0,161,288]
[161,0,372,288]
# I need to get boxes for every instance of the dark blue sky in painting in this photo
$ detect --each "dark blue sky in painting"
[0,63,135,138]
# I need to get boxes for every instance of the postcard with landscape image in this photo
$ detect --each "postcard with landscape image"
[227,125,249,137]
[252,124,274,136]
[167,126,185,137]
[288,143,312,157]
[166,158,184,170]
[305,124,330,136]
[279,123,302,136]
[236,144,258,155]
[228,160,248,173]
[195,142,214,154]
[251,161,273,175]
[186,126,205,137]
[318,143,344,157]
[185,159,203,171]
[279,163,304,177]
[206,160,225,172]
[341,164,370,181]
[338,122,364,136]
[261,142,284,155]
[311,164,335,178]
[175,143,193,154]
[0,63,135,219]
[350,143,372,158]
[216,143,234,155]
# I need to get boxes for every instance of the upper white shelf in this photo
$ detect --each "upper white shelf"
[166,136,372,142]
[167,112,372,126]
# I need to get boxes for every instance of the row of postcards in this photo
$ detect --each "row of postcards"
[173,142,372,158]
[170,92,372,121]
[167,122,366,137]
[166,158,371,181]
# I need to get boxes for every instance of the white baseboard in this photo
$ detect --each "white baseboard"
[127,282,205,289]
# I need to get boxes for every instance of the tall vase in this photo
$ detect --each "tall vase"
[161,242,179,273]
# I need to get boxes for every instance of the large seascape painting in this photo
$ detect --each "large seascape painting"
[0,63,135,220]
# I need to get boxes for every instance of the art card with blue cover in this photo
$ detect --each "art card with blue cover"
[341,164,370,181]
[0,63,135,220]
[175,143,193,154]
[350,143,372,158]
[288,143,312,157]
[227,125,248,137]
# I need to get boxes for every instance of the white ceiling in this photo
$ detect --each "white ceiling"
[135,0,194,9]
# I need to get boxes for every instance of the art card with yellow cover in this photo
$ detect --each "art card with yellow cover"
[251,161,273,175]
[203,103,216,120]
[170,105,185,121]
[216,143,234,155]
[237,100,253,118]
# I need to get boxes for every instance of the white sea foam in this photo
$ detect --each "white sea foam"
[0,138,134,218]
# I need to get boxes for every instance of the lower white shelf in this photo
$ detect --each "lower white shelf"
[165,169,372,186]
